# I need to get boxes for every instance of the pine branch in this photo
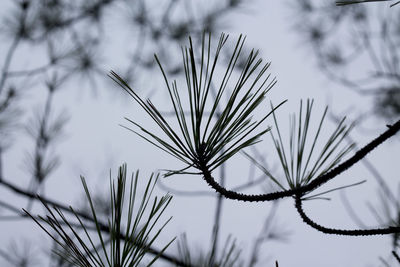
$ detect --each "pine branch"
[199,119,400,202]
[295,194,400,236]
[0,177,188,266]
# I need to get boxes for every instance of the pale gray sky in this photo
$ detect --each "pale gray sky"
[0,1,398,266]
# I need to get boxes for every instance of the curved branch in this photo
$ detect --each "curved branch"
[199,120,400,202]
[201,167,292,201]
[306,120,400,192]
[200,119,400,202]
[295,195,400,236]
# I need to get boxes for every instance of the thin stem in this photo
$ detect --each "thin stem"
[340,190,368,228]
[392,251,400,264]
[0,36,20,95]
[157,173,266,197]
[0,146,3,182]
[208,90,224,264]
[0,199,21,215]
[248,202,279,267]
[26,88,55,212]
[7,63,53,77]
[209,158,225,266]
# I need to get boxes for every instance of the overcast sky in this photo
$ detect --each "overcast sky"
[0,1,398,266]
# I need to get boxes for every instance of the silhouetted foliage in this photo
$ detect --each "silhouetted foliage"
[1,0,273,266]
[1,1,400,266]
[290,0,400,120]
